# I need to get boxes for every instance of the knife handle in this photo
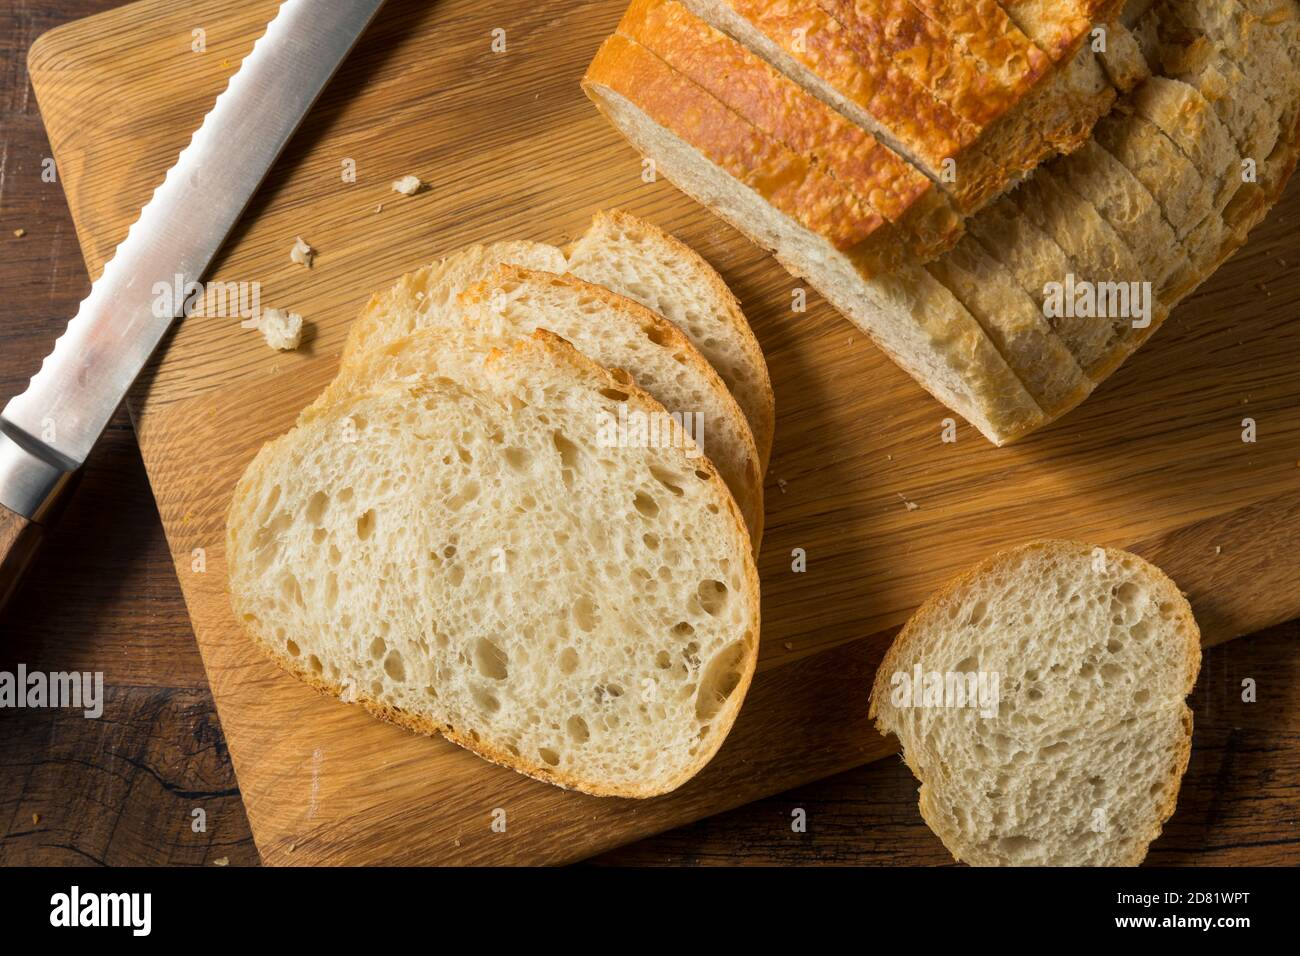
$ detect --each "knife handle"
[0,504,43,614]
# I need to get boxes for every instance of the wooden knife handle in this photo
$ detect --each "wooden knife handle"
[0,503,43,614]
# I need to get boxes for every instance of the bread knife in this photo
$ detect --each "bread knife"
[0,0,388,611]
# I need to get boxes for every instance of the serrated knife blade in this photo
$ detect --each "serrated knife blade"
[0,0,388,520]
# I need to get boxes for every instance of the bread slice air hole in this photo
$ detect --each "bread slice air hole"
[356,509,376,540]
[696,579,728,616]
[384,650,407,682]
[633,491,660,518]
[474,637,509,680]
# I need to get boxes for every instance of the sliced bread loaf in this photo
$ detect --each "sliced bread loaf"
[585,34,1048,444]
[870,540,1200,866]
[228,325,760,797]
[565,209,775,471]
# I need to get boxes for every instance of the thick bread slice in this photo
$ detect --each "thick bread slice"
[230,327,760,797]
[333,263,765,543]
[341,241,566,370]
[584,35,913,279]
[617,0,963,261]
[967,197,1114,374]
[565,208,775,472]
[1051,138,1181,296]
[926,236,1092,415]
[584,54,1047,444]
[869,540,1201,866]
[996,0,1125,62]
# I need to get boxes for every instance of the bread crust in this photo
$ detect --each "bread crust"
[228,328,761,799]
[586,33,914,277]
[619,0,963,261]
[869,539,1201,866]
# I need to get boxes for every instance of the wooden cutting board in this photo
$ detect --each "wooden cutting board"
[26,0,1300,865]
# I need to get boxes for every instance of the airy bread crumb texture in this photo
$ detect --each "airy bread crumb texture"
[228,328,760,797]
[870,540,1200,866]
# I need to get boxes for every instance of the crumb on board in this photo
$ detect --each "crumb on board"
[374,203,384,214]
[391,174,425,196]
[31,813,40,825]
[783,641,793,651]
[213,857,229,867]
[255,308,304,351]
[897,493,919,511]
[12,228,24,238]
[776,478,788,494]
[1215,545,1222,555]
[290,236,315,268]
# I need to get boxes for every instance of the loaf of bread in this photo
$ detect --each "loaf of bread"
[586,0,1300,444]
[870,540,1201,866]
[228,324,761,797]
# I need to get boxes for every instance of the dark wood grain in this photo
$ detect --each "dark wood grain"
[0,0,1295,867]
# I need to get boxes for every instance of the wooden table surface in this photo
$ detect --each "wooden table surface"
[0,0,1296,867]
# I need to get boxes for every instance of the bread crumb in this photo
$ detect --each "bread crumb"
[1215,546,1222,555]
[31,813,40,825]
[776,478,788,494]
[374,203,384,214]
[213,857,229,867]
[12,228,24,238]
[897,493,919,511]
[287,843,296,853]
[783,641,793,651]
[289,236,314,268]
[391,174,425,196]
[256,308,303,351]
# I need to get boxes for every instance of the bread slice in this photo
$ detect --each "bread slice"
[228,324,760,798]
[870,540,1201,866]
[565,209,775,472]
[341,241,566,369]
[585,37,1048,445]
[926,236,1092,415]
[616,0,964,262]
[335,263,765,543]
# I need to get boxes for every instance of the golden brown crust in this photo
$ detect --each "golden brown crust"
[585,34,912,277]
[821,0,1029,128]
[619,0,963,260]
[723,0,978,169]
[227,328,761,799]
